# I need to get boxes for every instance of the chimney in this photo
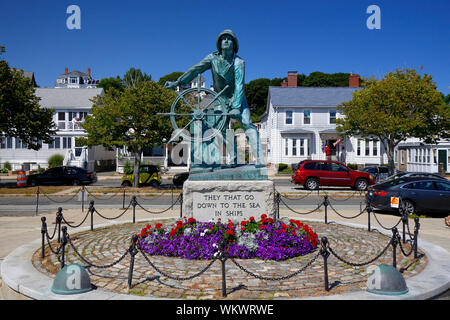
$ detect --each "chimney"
[65,68,68,74]
[87,68,91,76]
[287,71,298,87]
[281,80,288,87]
[349,73,360,88]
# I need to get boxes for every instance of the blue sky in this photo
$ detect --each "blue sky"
[1,0,449,94]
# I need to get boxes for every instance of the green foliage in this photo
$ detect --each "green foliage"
[3,161,11,170]
[0,60,55,150]
[336,68,450,174]
[97,76,124,92]
[83,81,176,186]
[122,68,152,88]
[302,72,351,87]
[0,168,8,173]
[48,154,64,168]
[158,72,184,86]
[37,167,45,174]
[346,163,358,170]
[123,160,134,174]
[278,163,288,172]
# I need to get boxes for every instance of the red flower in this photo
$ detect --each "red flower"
[249,216,255,221]
[261,214,267,219]
[260,225,266,230]
[155,223,162,229]
[188,217,195,224]
[268,218,274,224]
[226,230,234,236]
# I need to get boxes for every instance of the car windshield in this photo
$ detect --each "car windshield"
[377,178,409,187]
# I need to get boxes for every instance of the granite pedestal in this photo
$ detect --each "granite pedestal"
[182,180,275,222]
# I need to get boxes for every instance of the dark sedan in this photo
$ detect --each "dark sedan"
[27,166,97,186]
[366,177,450,216]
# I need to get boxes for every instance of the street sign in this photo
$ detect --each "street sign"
[390,197,399,208]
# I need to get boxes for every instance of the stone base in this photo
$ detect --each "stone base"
[182,180,275,222]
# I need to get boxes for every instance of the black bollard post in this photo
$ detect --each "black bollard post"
[132,196,137,223]
[401,212,408,244]
[81,186,85,213]
[179,193,183,219]
[323,195,329,224]
[414,217,420,259]
[391,227,399,269]
[320,237,330,291]
[89,200,95,231]
[127,234,138,289]
[41,216,47,258]
[366,204,372,232]
[275,192,281,222]
[122,189,126,209]
[60,226,68,269]
[56,208,63,243]
[35,185,40,216]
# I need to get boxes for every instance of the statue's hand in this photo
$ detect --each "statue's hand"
[164,81,178,89]
[228,109,241,116]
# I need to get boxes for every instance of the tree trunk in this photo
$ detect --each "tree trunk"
[386,142,396,176]
[133,150,142,188]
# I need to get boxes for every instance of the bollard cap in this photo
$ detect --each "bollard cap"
[366,264,408,295]
[51,263,94,295]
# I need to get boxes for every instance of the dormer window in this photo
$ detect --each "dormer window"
[70,77,78,84]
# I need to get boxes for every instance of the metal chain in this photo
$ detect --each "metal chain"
[328,237,393,267]
[84,187,124,200]
[93,201,132,220]
[398,238,414,257]
[67,235,130,269]
[137,245,218,281]
[279,197,323,215]
[61,210,91,228]
[45,233,63,254]
[327,202,368,219]
[229,252,321,281]
[324,190,363,202]
[45,220,58,240]
[278,190,313,200]
[41,189,81,203]
[371,211,403,230]
[134,189,177,202]
[134,195,180,215]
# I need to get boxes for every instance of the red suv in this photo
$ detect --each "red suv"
[291,160,375,191]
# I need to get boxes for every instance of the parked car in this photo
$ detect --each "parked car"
[360,166,390,183]
[366,177,450,215]
[173,172,189,187]
[384,171,446,182]
[27,166,97,186]
[291,160,375,191]
[121,164,161,187]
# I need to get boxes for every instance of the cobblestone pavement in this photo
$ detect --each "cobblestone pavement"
[32,218,427,300]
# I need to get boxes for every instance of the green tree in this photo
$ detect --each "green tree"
[82,82,176,187]
[123,68,152,88]
[336,68,450,175]
[0,60,55,150]
[97,76,124,92]
[158,72,184,86]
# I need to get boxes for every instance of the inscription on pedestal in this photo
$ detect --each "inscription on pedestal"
[193,191,266,221]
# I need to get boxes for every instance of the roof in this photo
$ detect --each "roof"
[268,86,361,107]
[280,128,314,134]
[58,70,90,78]
[35,88,104,109]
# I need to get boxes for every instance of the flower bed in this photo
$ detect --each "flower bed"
[138,215,318,261]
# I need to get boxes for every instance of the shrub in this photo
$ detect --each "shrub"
[4,161,11,170]
[346,163,358,170]
[278,163,288,172]
[123,160,134,174]
[48,154,64,168]
[0,168,8,173]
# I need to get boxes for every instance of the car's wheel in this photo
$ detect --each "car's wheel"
[149,180,160,188]
[355,178,368,191]
[401,199,415,216]
[72,179,80,186]
[305,178,319,190]
[121,181,132,187]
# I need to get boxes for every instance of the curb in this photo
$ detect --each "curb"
[1,218,449,300]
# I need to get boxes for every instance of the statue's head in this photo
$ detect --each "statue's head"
[216,29,239,54]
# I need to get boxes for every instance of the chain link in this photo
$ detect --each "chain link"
[137,245,218,281]
[134,195,180,215]
[371,211,403,230]
[93,201,132,220]
[279,197,323,215]
[328,237,393,267]
[67,235,130,269]
[40,189,81,203]
[61,210,91,228]
[327,202,368,219]
[229,252,321,281]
